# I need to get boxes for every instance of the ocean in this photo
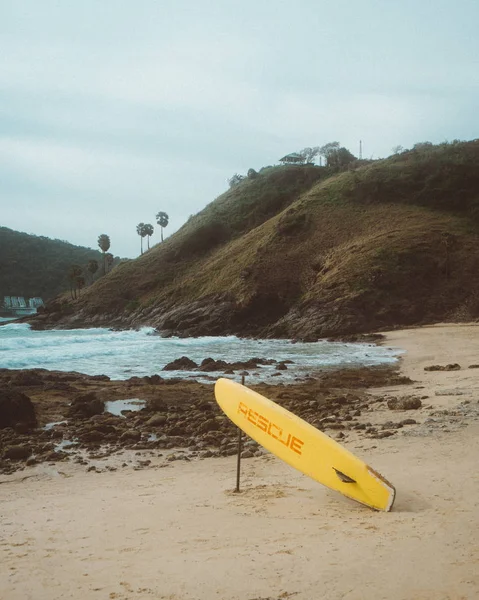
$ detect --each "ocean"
[0,321,400,383]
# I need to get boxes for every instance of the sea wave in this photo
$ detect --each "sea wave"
[0,322,401,383]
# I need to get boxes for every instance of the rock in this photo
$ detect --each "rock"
[120,430,142,442]
[43,450,66,462]
[381,421,402,429]
[326,423,344,430]
[163,357,198,371]
[68,392,105,418]
[145,397,168,412]
[79,430,106,443]
[424,364,461,371]
[387,397,422,410]
[199,358,229,372]
[198,418,220,434]
[241,449,254,458]
[0,388,37,429]
[400,418,417,425]
[3,444,32,460]
[12,371,44,386]
[146,414,167,426]
[168,425,188,436]
[200,450,214,458]
[468,364,479,369]
[372,431,395,439]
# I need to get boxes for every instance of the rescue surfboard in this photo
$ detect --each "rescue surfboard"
[214,378,395,512]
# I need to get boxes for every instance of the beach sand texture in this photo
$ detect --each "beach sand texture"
[1,324,479,600]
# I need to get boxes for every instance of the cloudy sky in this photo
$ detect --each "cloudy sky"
[1,0,478,258]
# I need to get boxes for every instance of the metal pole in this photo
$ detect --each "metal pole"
[234,373,246,493]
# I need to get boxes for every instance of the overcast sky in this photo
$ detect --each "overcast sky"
[1,0,478,258]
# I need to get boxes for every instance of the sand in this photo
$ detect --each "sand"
[1,324,479,600]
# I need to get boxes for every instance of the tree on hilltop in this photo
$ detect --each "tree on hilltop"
[68,264,83,300]
[228,173,245,188]
[87,259,98,284]
[319,142,356,169]
[136,223,146,255]
[155,212,169,242]
[105,252,114,272]
[97,234,111,275]
[143,223,154,250]
[299,146,320,164]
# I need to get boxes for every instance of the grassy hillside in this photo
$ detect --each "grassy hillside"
[37,140,479,338]
[0,228,120,301]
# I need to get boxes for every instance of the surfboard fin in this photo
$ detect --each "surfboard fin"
[333,468,356,484]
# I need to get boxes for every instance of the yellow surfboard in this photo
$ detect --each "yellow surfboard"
[214,378,395,512]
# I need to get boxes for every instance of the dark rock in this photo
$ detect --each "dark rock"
[147,374,164,384]
[197,419,220,433]
[12,371,44,386]
[43,450,66,461]
[120,430,142,442]
[372,431,396,439]
[381,421,403,429]
[0,388,37,429]
[168,425,188,436]
[146,414,167,426]
[68,392,105,418]
[200,450,214,458]
[79,430,106,443]
[424,364,461,371]
[144,397,168,412]
[326,423,344,430]
[387,396,422,410]
[200,358,228,372]
[400,418,417,425]
[163,356,198,371]
[3,444,32,460]
[241,449,254,458]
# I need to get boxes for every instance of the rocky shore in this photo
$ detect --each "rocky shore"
[0,364,424,475]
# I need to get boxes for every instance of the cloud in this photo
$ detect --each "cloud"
[1,0,479,257]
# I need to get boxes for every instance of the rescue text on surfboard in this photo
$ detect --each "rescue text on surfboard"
[237,401,305,455]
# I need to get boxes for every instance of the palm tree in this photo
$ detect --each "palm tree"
[143,223,154,250]
[87,259,98,284]
[136,222,146,254]
[68,264,83,299]
[155,211,169,242]
[105,252,114,272]
[97,234,111,275]
[76,276,85,296]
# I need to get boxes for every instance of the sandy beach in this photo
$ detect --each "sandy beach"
[2,324,479,600]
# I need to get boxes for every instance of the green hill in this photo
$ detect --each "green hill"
[0,228,120,301]
[35,140,479,338]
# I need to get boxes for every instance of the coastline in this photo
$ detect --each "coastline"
[1,323,479,599]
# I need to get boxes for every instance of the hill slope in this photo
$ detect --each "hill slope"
[34,141,479,338]
[0,228,119,301]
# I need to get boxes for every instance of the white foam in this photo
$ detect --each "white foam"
[0,322,401,383]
